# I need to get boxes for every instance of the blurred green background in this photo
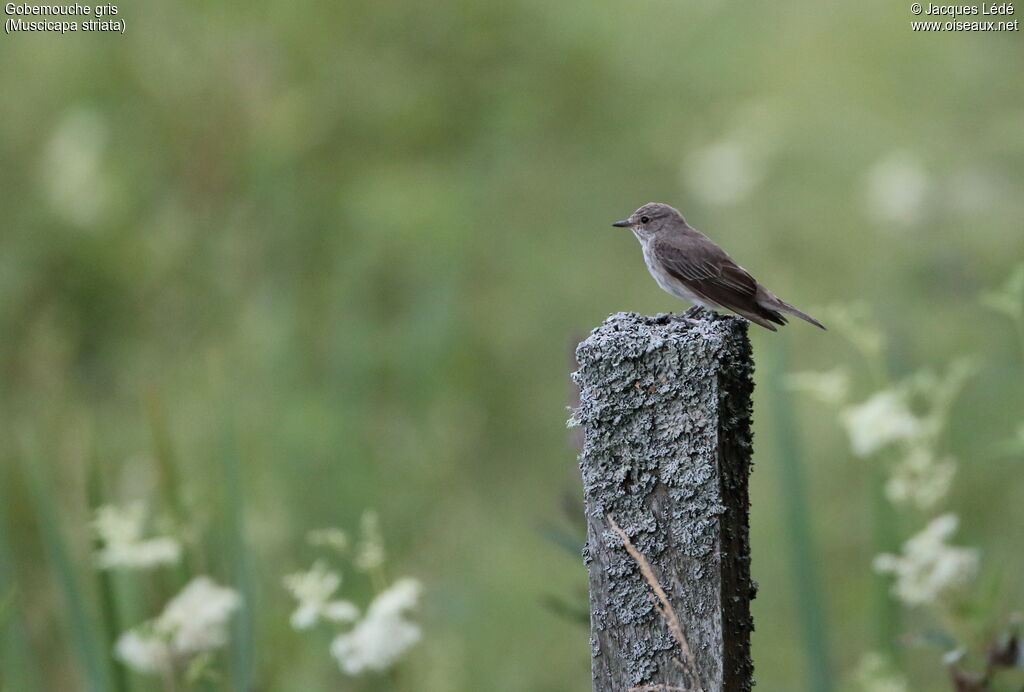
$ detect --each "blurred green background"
[2,1,1023,690]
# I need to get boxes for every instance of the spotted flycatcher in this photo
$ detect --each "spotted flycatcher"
[612,202,825,331]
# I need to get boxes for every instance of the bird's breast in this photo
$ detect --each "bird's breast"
[638,241,712,308]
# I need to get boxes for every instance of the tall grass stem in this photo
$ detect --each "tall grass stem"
[87,451,131,692]
[0,473,41,692]
[219,404,257,691]
[766,341,834,692]
[19,435,114,692]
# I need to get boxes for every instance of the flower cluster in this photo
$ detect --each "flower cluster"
[283,560,359,630]
[307,527,350,553]
[853,652,909,692]
[790,303,990,688]
[840,389,921,459]
[787,355,970,514]
[115,576,241,675]
[330,577,423,675]
[873,514,979,607]
[284,511,423,677]
[884,448,956,512]
[93,502,181,570]
[91,499,242,683]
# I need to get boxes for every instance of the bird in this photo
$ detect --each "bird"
[611,202,825,331]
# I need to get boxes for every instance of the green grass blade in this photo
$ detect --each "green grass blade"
[0,476,41,692]
[870,459,901,662]
[86,453,130,692]
[220,412,257,692]
[766,341,835,692]
[19,439,114,692]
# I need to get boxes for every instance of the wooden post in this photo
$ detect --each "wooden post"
[572,312,756,692]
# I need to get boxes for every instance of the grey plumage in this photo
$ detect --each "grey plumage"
[612,202,825,332]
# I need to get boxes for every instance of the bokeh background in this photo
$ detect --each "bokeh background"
[2,1,1023,690]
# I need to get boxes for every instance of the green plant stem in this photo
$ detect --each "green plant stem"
[218,400,256,692]
[87,451,131,692]
[859,343,903,665]
[870,459,901,663]
[370,565,389,595]
[20,435,115,692]
[0,483,41,692]
[767,342,834,692]
[160,666,179,692]
[144,390,199,583]
[144,391,186,529]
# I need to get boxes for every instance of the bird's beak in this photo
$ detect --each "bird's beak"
[611,219,632,228]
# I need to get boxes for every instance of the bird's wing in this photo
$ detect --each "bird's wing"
[654,236,786,330]
[655,236,757,301]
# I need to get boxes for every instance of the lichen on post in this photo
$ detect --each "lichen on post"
[571,312,756,692]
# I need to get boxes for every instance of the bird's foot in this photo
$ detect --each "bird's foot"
[682,305,707,319]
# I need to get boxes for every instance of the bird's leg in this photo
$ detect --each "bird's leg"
[683,305,707,319]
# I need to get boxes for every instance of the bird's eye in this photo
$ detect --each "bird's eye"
[640,216,650,224]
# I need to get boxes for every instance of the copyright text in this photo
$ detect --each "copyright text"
[910,2,1019,29]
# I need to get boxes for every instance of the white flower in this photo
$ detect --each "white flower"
[158,576,241,654]
[330,578,422,675]
[853,652,908,692]
[873,514,979,606]
[115,628,174,674]
[786,368,850,405]
[42,107,115,227]
[283,561,359,630]
[115,576,241,675]
[93,503,182,570]
[841,390,922,457]
[885,447,956,510]
[354,510,385,573]
[865,151,929,226]
[307,527,350,553]
[683,140,762,206]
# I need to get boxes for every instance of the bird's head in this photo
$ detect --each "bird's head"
[611,202,686,238]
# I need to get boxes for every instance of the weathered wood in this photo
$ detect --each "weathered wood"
[572,312,755,692]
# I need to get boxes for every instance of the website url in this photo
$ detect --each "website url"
[911,19,1020,29]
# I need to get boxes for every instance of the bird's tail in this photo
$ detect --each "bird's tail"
[775,300,826,330]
